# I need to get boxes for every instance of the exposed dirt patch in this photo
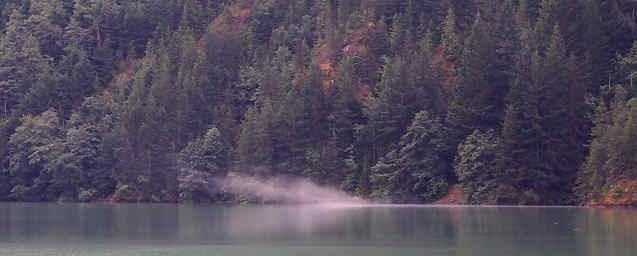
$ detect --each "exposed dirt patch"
[197,0,253,52]
[434,184,465,204]
[317,43,336,90]
[207,0,252,34]
[113,59,141,87]
[316,20,377,93]
[342,22,374,58]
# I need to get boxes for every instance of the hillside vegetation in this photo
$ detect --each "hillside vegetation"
[1,0,637,205]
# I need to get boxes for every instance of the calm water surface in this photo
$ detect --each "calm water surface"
[0,203,636,255]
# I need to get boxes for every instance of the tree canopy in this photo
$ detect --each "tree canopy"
[1,0,636,205]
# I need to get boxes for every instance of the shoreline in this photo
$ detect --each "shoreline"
[0,200,635,208]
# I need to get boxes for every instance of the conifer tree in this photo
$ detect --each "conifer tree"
[7,109,60,201]
[54,45,97,119]
[330,58,364,152]
[252,99,277,176]
[178,126,230,203]
[389,13,408,55]
[371,110,451,203]
[179,0,207,34]
[583,0,610,95]
[441,8,460,61]
[236,107,259,173]
[367,16,390,65]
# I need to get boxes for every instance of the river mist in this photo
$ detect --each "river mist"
[219,176,366,205]
[2,203,637,256]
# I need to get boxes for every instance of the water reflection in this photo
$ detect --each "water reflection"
[0,203,636,256]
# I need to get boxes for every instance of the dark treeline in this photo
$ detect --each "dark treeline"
[1,0,637,205]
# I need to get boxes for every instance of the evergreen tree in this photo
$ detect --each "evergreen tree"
[330,58,364,155]
[455,129,515,204]
[371,110,452,203]
[66,96,119,201]
[507,25,586,203]
[449,11,508,135]
[367,16,390,67]
[7,109,60,202]
[25,0,66,59]
[252,99,277,176]
[178,126,230,203]
[617,42,637,94]
[0,11,53,119]
[441,8,460,61]
[179,0,207,34]
[236,107,259,173]
[54,45,97,119]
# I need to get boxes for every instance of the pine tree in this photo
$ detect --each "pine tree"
[513,25,585,203]
[441,8,460,61]
[389,13,408,55]
[66,96,119,201]
[55,45,97,119]
[330,58,364,152]
[582,0,609,95]
[179,0,207,34]
[1,26,53,118]
[178,126,230,203]
[456,11,506,130]
[617,42,637,93]
[365,56,424,155]
[236,107,259,174]
[371,110,451,203]
[367,16,390,64]
[534,0,560,50]
[252,99,277,176]
[25,0,66,58]
[455,129,513,204]
[7,109,60,201]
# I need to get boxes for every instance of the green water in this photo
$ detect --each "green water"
[0,203,636,255]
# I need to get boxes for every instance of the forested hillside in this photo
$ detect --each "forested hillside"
[1,0,637,205]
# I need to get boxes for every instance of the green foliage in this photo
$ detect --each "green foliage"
[449,10,510,135]
[577,85,637,202]
[180,0,208,34]
[367,16,390,67]
[441,8,460,61]
[0,0,635,206]
[0,14,53,118]
[616,42,637,94]
[178,126,230,203]
[454,129,511,204]
[371,110,453,203]
[7,109,60,201]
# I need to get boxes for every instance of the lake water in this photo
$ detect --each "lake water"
[0,203,636,255]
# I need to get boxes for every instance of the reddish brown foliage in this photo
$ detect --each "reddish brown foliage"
[590,179,637,207]
[434,185,465,204]
[432,46,456,90]
[197,0,253,52]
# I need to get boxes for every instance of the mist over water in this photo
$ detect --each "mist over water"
[2,202,637,256]
[221,176,366,205]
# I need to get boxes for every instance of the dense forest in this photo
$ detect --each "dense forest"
[1,0,637,205]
